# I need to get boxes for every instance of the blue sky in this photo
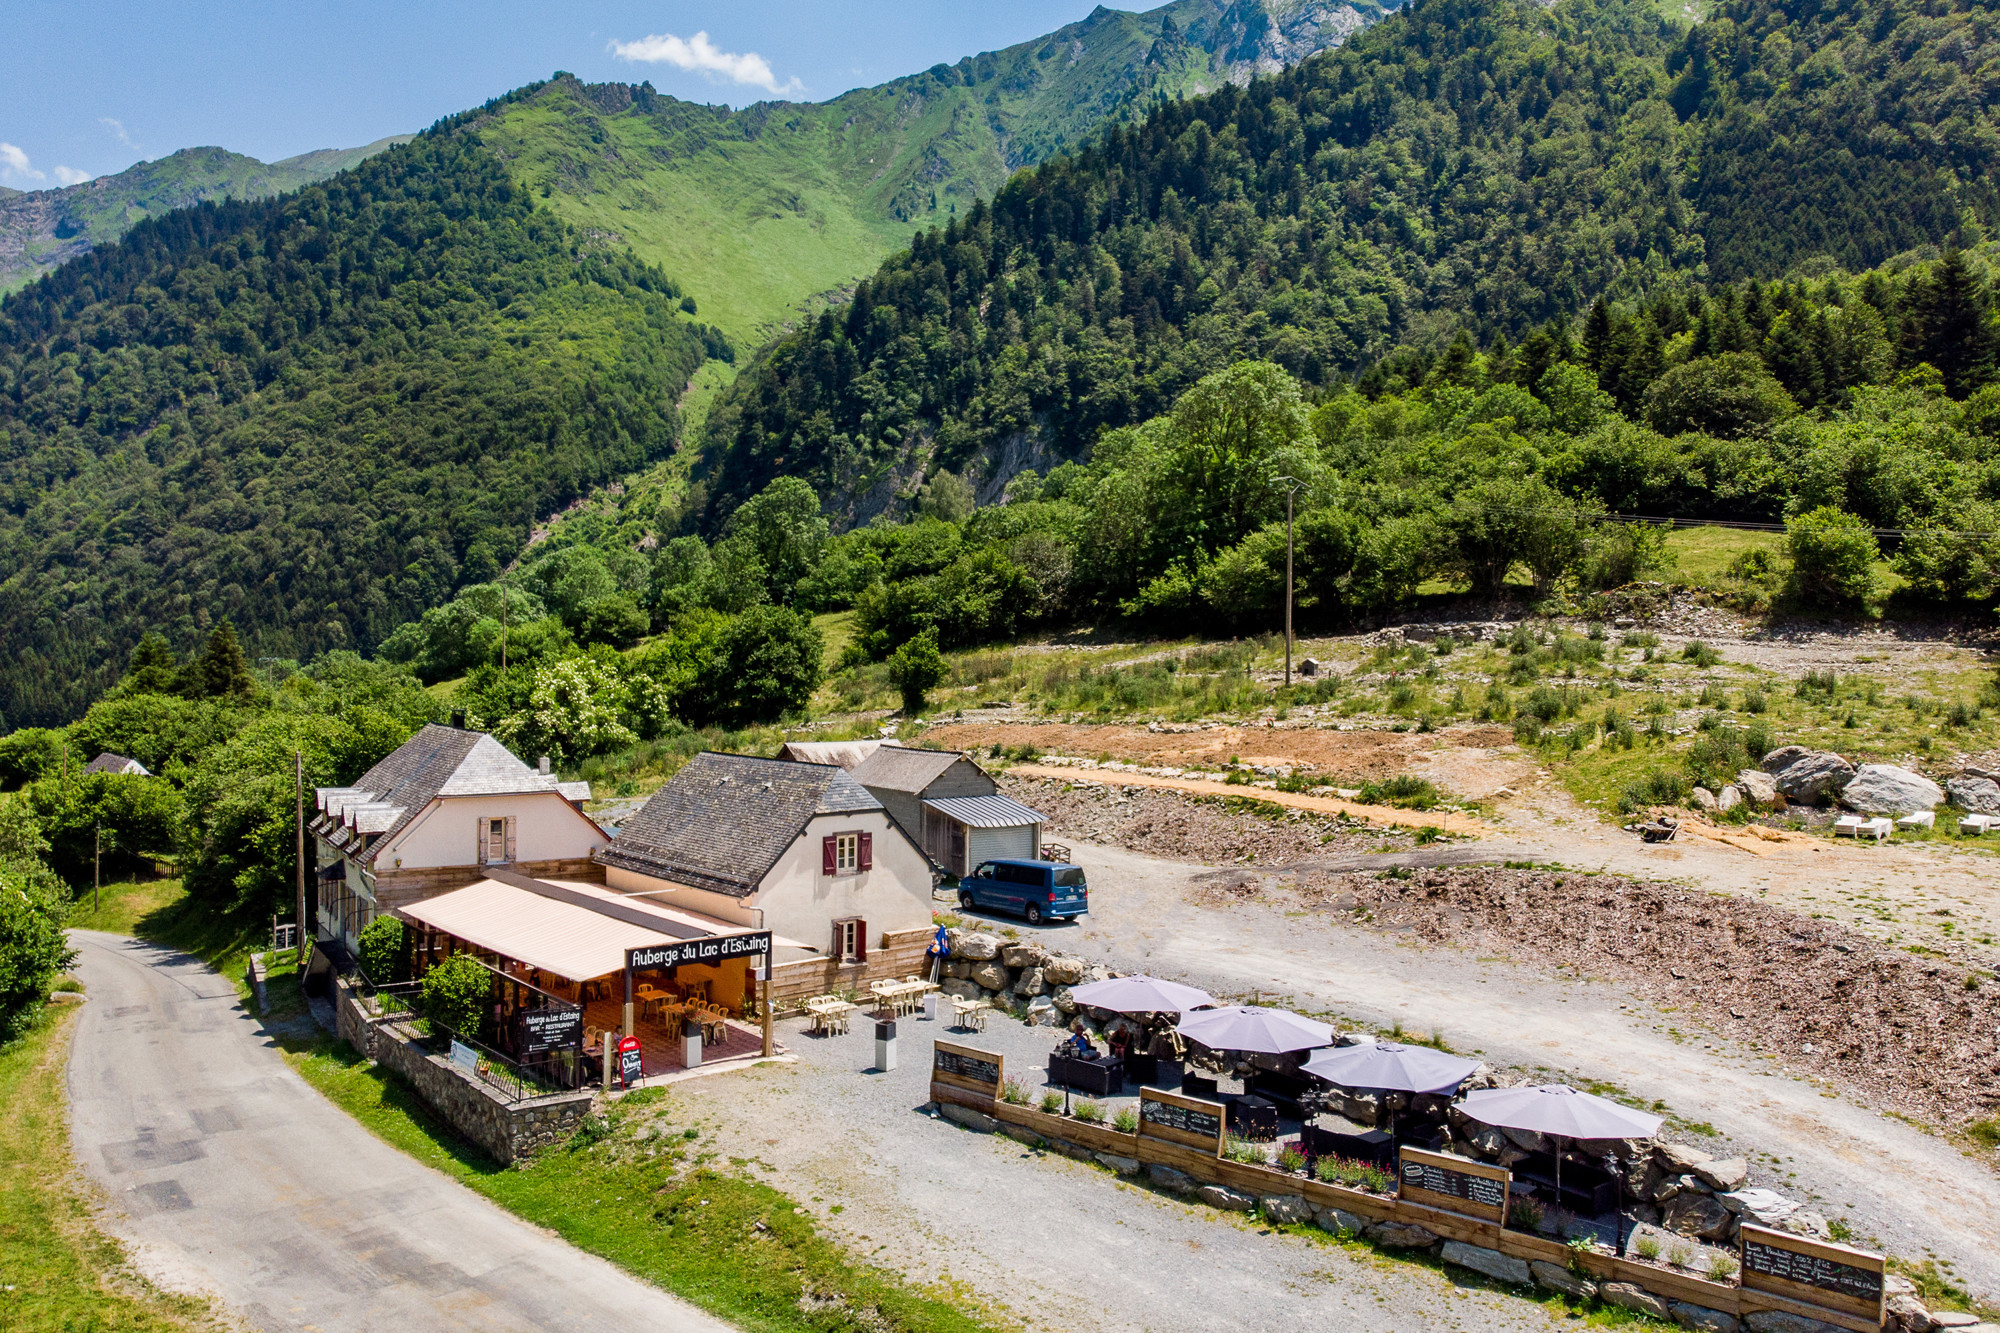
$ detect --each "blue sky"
[1,1,1126,188]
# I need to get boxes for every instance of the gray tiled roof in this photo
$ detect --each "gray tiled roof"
[84,752,149,776]
[594,752,884,898]
[847,746,967,794]
[311,725,574,865]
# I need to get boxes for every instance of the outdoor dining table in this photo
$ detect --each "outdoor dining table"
[805,997,854,1035]
[950,996,991,1031]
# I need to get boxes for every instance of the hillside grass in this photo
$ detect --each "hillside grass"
[286,1042,1004,1333]
[0,1007,224,1332]
[66,877,292,1005]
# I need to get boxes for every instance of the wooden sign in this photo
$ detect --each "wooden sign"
[1397,1146,1509,1224]
[628,931,771,972]
[1138,1088,1227,1153]
[1740,1225,1885,1324]
[932,1040,1003,1095]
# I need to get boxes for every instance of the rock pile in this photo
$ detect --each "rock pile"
[1704,747,1952,819]
[935,928,1109,1023]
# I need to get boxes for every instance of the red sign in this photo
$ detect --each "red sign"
[617,1035,643,1088]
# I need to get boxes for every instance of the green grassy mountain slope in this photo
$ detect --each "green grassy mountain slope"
[0,136,412,294]
[693,0,2000,526]
[470,0,1391,345]
[0,129,720,728]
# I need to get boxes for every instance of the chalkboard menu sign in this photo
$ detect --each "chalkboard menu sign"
[518,1006,582,1055]
[1137,1089,1226,1152]
[1396,1147,1509,1225]
[931,1040,1004,1096]
[1739,1225,1885,1322]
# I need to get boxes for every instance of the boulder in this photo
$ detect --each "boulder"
[1441,1240,1531,1285]
[1000,1125,1044,1148]
[1664,1192,1734,1241]
[1043,955,1087,986]
[1693,1157,1749,1192]
[1761,745,1814,773]
[1530,1259,1598,1300]
[1082,965,1112,984]
[1364,1221,1440,1248]
[1148,1164,1197,1195]
[1016,967,1047,997]
[1261,1194,1312,1225]
[1736,769,1783,809]
[1026,996,1061,1026]
[1315,1206,1370,1236]
[1745,1312,1848,1333]
[939,1103,998,1132]
[1781,1210,1831,1239]
[1946,776,2000,816]
[940,978,982,1000]
[1656,1141,1716,1172]
[1051,985,1078,1016]
[1671,1302,1741,1332]
[1501,1125,1551,1153]
[1769,750,1855,803]
[1095,1152,1142,1176]
[1693,786,1719,812]
[945,960,973,980]
[1888,1294,1936,1333]
[1929,1316,1985,1330]
[1001,942,1049,969]
[967,961,1010,991]
[946,929,1000,961]
[1197,1183,1257,1212]
[1840,764,1943,816]
[1602,1283,1674,1320]
[1718,785,1743,812]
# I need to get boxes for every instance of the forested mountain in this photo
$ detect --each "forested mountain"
[0,130,722,728]
[0,136,412,293]
[471,0,1390,343]
[695,0,2000,525]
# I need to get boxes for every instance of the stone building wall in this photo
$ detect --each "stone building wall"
[370,1019,591,1165]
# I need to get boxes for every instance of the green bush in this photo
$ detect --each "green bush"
[887,629,948,715]
[1642,353,1798,437]
[1357,775,1442,809]
[357,915,409,985]
[421,953,491,1042]
[1786,507,1879,607]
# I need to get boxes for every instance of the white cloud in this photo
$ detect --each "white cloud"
[53,165,92,186]
[99,117,134,147]
[610,30,803,96]
[0,142,46,182]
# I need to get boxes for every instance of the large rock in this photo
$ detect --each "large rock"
[1656,1141,1715,1172]
[1692,786,1719,812]
[1946,776,2000,815]
[1501,1125,1551,1153]
[939,1103,998,1132]
[1767,749,1855,803]
[1530,1260,1598,1300]
[940,978,982,1000]
[946,930,1000,961]
[1664,1192,1735,1241]
[967,961,1010,991]
[1016,967,1047,997]
[1441,1240,1531,1285]
[1316,1206,1370,1236]
[1761,745,1814,773]
[1001,942,1049,969]
[1717,785,1744,812]
[1888,1294,1937,1333]
[1781,1210,1831,1239]
[1096,1152,1141,1176]
[1840,764,1943,816]
[1148,1164,1197,1195]
[1197,1183,1257,1212]
[1736,769,1783,809]
[1364,1221,1439,1248]
[1261,1194,1312,1225]
[1602,1283,1673,1319]
[1671,1301,1741,1332]
[1042,955,1087,986]
[1745,1312,1848,1333]
[1693,1157,1748,1191]
[1051,985,1078,1016]
[1026,996,1060,1026]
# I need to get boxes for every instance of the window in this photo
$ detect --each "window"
[820,831,873,876]
[832,917,867,963]
[1054,867,1087,887]
[486,817,507,864]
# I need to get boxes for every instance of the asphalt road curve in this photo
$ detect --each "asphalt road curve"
[66,929,733,1333]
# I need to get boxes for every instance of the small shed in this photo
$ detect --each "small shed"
[84,752,150,777]
[846,747,1043,878]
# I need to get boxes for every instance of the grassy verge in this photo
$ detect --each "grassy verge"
[68,877,306,1008]
[286,1041,1004,1333]
[0,1007,223,1332]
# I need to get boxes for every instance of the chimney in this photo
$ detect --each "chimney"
[538,755,552,775]
[451,709,467,729]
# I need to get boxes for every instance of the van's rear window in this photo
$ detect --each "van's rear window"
[1054,868,1087,887]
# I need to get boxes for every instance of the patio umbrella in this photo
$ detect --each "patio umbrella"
[1068,974,1218,1016]
[1459,1085,1663,1229]
[1302,1042,1481,1096]
[1175,1005,1335,1056]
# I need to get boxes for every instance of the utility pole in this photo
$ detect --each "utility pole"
[1273,476,1302,685]
[295,750,307,965]
[500,589,509,673]
[93,822,101,914]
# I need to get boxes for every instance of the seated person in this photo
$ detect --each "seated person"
[1061,1022,1099,1060]
[1107,1028,1131,1061]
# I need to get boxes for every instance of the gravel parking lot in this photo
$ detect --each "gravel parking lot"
[674,1010,1566,1333]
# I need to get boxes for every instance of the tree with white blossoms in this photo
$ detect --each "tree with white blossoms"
[497,655,634,767]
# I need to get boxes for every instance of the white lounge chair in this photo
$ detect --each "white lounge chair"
[1858,817,1892,842]
[1895,811,1934,830]
[1833,814,1866,837]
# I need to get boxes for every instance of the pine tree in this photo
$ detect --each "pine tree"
[1901,250,1998,397]
[119,632,179,696]
[191,623,258,701]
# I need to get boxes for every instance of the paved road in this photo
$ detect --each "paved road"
[66,930,735,1333]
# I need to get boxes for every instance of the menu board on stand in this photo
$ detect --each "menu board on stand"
[932,1040,1004,1097]
[1137,1088,1227,1154]
[1739,1225,1886,1330]
[1396,1146,1510,1225]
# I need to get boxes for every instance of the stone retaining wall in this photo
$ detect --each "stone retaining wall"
[371,1019,591,1166]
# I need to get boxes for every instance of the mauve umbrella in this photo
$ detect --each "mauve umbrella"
[1460,1085,1663,1227]
[1301,1041,1482,1095]
[1068,974,1218,1016]
[1175,1005,1335,1055]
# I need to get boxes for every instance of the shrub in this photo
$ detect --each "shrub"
[1786,507,1879,607]
[1313,1155,1392,1192]
[1039,1090,1063,1114]
[1072,1098,1105,1123]
[1113,1107,1138,1133]
[420,952,491,1042]
[1708,1254,1740,1282]
[1277,1145,1308,1173]
[1683,641,1723,668]
[1357,775,1441,809]
[1669,1243,1692,1269]
[1635,1233,1663,1261]
[1742,690,1768,713]
[1512,715,1544,744]
[1224,1136,1265,1164]
[357,915,409,985]
[1509,1197,1545,1230]
[887,629,948,715]
[1620,769,1692,813]
[1001,1078,1029,1106]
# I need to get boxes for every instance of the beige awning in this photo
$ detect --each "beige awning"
[397,876,789,982]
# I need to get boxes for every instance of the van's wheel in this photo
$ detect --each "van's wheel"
[1024,903,1044,925]
[959,890,975,910]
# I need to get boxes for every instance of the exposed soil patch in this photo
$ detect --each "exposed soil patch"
[928,719,1514,781]
[1282,864,2000,1133]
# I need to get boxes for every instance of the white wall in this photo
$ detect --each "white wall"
[753,808,934,954]
[602,866,761,929]
[380,792,605,870]
[967,824,1037,868]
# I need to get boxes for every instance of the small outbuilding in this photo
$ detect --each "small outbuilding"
[845,746,1044,878]
[84,752,150,776]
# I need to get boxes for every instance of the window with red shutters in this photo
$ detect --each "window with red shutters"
[854,919,867,963]
[858,831,872,870]
[822,835,837,875]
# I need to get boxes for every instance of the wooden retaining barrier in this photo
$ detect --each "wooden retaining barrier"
[931,1044,1883,1331]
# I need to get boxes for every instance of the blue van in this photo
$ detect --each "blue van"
[957,858,1088,924]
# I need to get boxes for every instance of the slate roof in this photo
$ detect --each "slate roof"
[310,725,591,865]
[922,793,1045,829]
[595,752,885,898]
[774,739,903,770]
[847,746,969,794]
[84,752,150,776]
